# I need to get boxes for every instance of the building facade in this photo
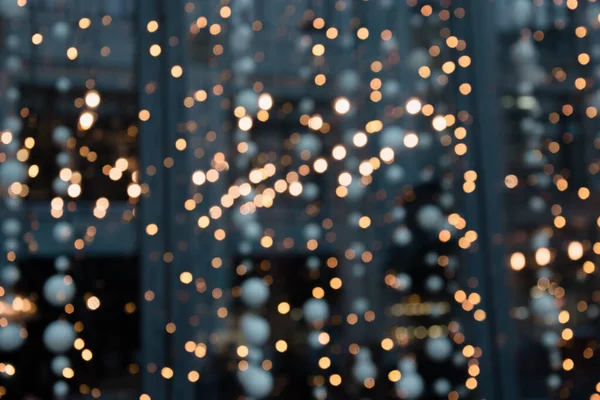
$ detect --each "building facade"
[0,0,598,399]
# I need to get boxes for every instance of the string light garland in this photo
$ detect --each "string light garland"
[503,1,600,398]
[0,1,137,398]
[0,0,28,383]
[0,0,598,399]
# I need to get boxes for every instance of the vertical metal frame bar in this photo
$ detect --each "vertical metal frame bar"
[137,0,168,397]
[452,1,520,399]
[159,0,199,398]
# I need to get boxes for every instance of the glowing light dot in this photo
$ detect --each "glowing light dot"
[312,44,325,56]
[380,147,394,163]
[289,181,303,196]
[353,132,368,147]
[388,370,401,382]
[62,367,75,379]
[258,93,273,110]
[357,27,369,39]
[67,47,78,60]
[381,338,394,350]
[67,184,81,198]
[238,116,253,131]
[505,174,518,188]
[180,272,193,284]
[334,97,351,114]
[568,241,583,260]
[404,133,419,148]
[510,252,526,271]
[332,145,347,160]
[535,248,551,266]
[277,302,290,314]
[79,18,91,29]
[146,224,158,235]
[171,65,183,78]
[338,172,352,186]
[139,110,151,121]
[275,340,288,352]
[82,349,93,361]
[192,170,206,185]
[150,44,162,56]
[86,296,101,310]
[85,91,101,108]
[318,356,331,369]
[147,20,159,32]
[79,112,95,130]
[578,187,590,199]
[330,374,342,386]
[161,367,174,379]
[406,98,422,114]
[308,115,324,130]
[260,236,273,248]
[32,33,43,45]
[314,158,328,173]
[432,115,447,131]
[562,358,574,371]
[188,371,200,382]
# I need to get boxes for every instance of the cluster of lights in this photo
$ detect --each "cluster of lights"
[502,0,600,398]
[0,1,30,392]
[170,1,482,397]
[0,3,143,397]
